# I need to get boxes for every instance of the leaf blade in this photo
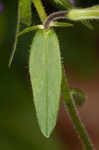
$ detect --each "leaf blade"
[53,21,73,27]
[8,2,20,67]
[29,29,62,137]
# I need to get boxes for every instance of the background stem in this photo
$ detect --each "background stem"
[32,0,47,24]
[8,1,20,67]
[62,68,94,150]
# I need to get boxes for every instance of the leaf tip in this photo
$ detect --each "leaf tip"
[40,128,52,138]
[8,56,13,68]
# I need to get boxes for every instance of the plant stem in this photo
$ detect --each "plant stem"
[62,68,94,150]
[44,11,68,28]
[32,0,47,24]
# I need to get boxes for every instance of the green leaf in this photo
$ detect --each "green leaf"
[8,2,20,67]
[67,6,99,21]
[19,0,32,26]
[9,0,32,67]
[88,5,99,10]
[54,0,73,9]
[53,21,73,27]
[29,29,62,137]
[32,0,47,23]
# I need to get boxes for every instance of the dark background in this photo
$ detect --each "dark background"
[0,0,99,150]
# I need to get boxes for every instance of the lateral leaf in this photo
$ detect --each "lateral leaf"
[53,21,73,27]
[8,2,20,67]
[29,29,62,137]
[54,0,73,9]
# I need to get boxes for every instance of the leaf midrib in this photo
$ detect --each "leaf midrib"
[45,33,49,136]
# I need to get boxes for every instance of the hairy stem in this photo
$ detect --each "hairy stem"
[62,68,94,150]
[44,11,68,28]
[32,0,47,24]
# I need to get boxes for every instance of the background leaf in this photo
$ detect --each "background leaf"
[8,1,20,67]
[29,29,62,137]
[19,0,32,26]
[53,0,74,9]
